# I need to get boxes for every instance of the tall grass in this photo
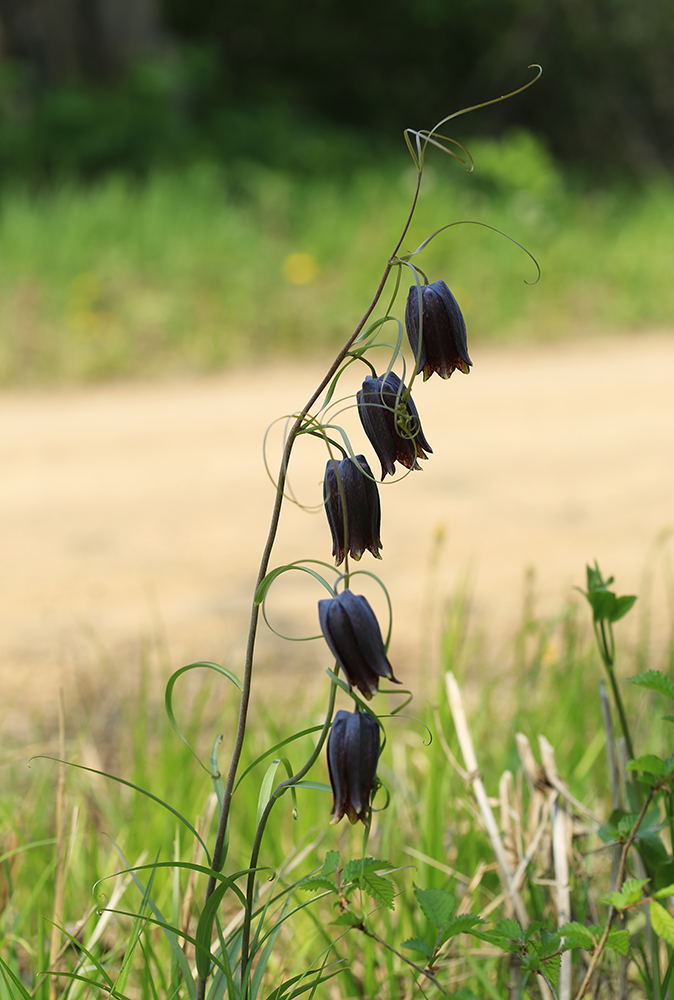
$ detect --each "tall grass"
[2,580,671,998]
[1,132,672,384]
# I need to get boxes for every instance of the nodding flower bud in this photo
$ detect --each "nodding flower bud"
[327,709,381,825]
[405,280,472,381]
[323,455,382,566]
[318,589,400,700]
[356,371,432,480]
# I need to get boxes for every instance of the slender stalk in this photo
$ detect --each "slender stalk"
[356,923,449,995]
[240,680,339,988]
[594,620,634,760]
[572,785,657,1000]
[195,169,424,1000]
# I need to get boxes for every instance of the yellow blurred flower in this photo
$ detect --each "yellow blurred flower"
[282,252,318,285]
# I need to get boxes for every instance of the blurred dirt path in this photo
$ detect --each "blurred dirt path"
[2,332,673,738]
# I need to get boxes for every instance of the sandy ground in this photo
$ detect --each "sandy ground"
[2,331,673,741]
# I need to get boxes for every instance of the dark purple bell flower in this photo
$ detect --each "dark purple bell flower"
[318,589,400,700]
[405,280,472,381]
[327,709,381,825]
[323,455,382,565]
[356,371,432,480]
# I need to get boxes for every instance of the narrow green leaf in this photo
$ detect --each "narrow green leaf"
[291,780,332,793]
[234,725,324,792]
[255,563,334,606]
[0,956,35,1000]
[257,760,283,827]
[195,878,243,981]
[35,757,209,862]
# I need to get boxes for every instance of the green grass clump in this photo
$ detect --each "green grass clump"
[1,131,673,385]
[2,583,671,999]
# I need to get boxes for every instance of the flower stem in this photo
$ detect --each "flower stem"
[195,170,423,1000]
[240,678,339,990]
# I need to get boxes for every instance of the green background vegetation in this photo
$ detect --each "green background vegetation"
[0,1,672,385]
[2,133,673,385]
[3,585,672,996]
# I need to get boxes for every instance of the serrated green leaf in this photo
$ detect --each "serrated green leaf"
[622,878,649,903]
[629,671,674,701]
[618,814,638,837]
[537,930,562,959]
[402,937,432,959]
[610,594,637,622]
[560,922,595,950]
[496,918,525,942]
[439,914,484,944]
[651,901,674,946]
[541,954,561,990]
[470,929,520,952]
[341,857,392,882]
[453,990,479,1000]
[413,885,457,928]
[662,715,674,724]
[524,920,548,941]
[359,870,395,909]
[332,913,361,927]
[653,883,674,899]
[605,891,631,910]
[321,850,339,875]
[604,878,648,911]
[522,953,541,974]
[627,755,666,777]
[297,876,336,894]
[606,930,630,956]
[598,823,619,843]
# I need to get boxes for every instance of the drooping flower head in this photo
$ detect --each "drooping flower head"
[405,280,472,381]
[323,454,382,565]
[356,371,432,480]
[327,709,381,824]
[318,589,400,700]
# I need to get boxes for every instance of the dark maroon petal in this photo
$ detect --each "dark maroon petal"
[318,596,380,698]
[358,372,432,479]
[405,280,472,381]
[323,460,345,564]
[343,711,380,822]
[327,710,350,823]
[357,379,398,478]
[339,590,398,684]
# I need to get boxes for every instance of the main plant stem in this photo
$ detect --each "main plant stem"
[195,171,423,1000]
